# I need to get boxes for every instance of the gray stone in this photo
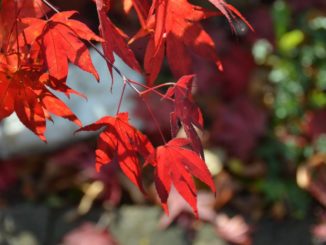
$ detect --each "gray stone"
[193,224,226,245]
[0,204,49,245]
[110,206,187,245]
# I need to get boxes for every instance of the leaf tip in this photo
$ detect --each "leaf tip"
[40,134,47,143]
[162,203,169,216]
[75,119,83,128]
[95,162,102,173]
[194,208,199,219]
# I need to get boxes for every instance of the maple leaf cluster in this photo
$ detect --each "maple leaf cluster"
[0,0,251,214]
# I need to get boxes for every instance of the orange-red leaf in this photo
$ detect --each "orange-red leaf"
[148,138,216,216]
[143,0,222,84]
[0,0,49,51]
[22,11,102,81]
[95,1,141,81]
[0,60,81,141]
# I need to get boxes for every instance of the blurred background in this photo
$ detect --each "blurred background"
[0,0,325,244]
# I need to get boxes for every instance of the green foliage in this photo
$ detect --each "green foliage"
[252,0,326,218]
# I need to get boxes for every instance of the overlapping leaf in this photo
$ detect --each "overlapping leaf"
[0,0,253,218]
[21,11,102,80]
[76,112,154,192]
[132,0,253,84]
[141,0,222,84]
[0,62,81,141]
[164,75,204,158]
[0,0,49,51]
[122,0,150,27]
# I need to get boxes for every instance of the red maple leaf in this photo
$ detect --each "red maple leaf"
[132,0,253,84]
[76,112,154,192]
[0,0,250,219]
[147,138,216,216]
[0,60,81,141]
[141,0,222,84]
[94,0,142,81]
[21,11,102,81]
[164,75,204,158]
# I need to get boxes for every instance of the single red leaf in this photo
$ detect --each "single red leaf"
[95,0,141,82]
[165,75,205,158]
[21,11,102,81]
[148,138,216,216]
[76,112,154,192]
[144,38,165,84]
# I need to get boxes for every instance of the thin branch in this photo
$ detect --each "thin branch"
[142,97,167,144]
[41,0,175,98]
[140,82,175,96]
[35,0,50,20]
[42,0,59,13]
[41,0,170,145]
[128,80,174,101]
[116,78,127,114]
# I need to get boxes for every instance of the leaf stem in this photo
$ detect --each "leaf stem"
[142,98,167,144]
[15,2,21,68]
[41,0,171,145]
[116,78,127,114]
[140,82,176,96]
[128,80,174,101]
